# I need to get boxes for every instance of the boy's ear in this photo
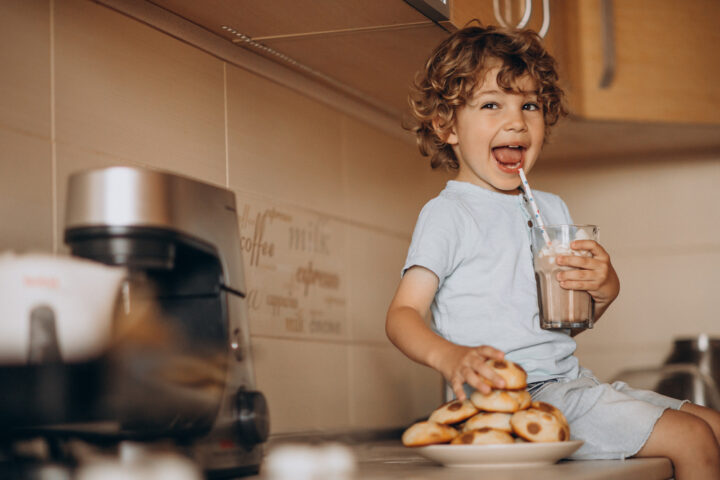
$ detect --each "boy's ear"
[432,117,458,146]
[445,127,458,146]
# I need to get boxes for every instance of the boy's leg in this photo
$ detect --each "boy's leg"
[634,408,720,479]
[680,403,720,442]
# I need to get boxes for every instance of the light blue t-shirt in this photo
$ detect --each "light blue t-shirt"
[403,180,580,383]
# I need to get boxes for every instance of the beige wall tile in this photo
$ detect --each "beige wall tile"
[577,251,719,348]
[530,158,720,253]
[344,224,409,343]
[0,129,53,252]
[0,0,53,252]
[251,336,350,433]
[0,0,50,138]
[226,65,344,216]
[54,0,226,186]
[348,344,443,429]
[341,115,448,235]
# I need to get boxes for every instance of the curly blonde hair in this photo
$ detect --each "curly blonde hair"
[406,24,568,170]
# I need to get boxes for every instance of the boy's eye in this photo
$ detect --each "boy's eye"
[523,102,540,111]
[481,102,499,109]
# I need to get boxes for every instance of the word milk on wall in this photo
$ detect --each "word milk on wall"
[235,192,348,341]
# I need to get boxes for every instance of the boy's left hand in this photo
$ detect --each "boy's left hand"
[556,240,620,317]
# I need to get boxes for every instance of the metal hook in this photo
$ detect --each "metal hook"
[493,0,532,28]
[493,0,551,38]
[517,0,533,28]
[492,0,506,27]
[538,0,551,37]
[492,0,532,28]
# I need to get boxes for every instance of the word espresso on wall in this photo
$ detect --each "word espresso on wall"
[236,192,347,340]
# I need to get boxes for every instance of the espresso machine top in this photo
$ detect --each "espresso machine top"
[65,166,246,295]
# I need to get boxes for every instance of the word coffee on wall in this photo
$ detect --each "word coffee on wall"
[235,192,347,340]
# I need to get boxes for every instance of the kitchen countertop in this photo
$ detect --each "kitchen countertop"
[248,439,674,480]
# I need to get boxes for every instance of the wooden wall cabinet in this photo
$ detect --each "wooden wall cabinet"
[452,0,720,125]
[559,0,720,124]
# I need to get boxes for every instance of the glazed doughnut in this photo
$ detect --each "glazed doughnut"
[428,399,479,425]
[470,389,532,413]
[511,408,570,443]
[462,412,513,433]
[450,427,515,445]
[401,421,459,446]
[484,358,527,390]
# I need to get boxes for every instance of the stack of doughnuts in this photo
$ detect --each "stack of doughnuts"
[402,359,570,446]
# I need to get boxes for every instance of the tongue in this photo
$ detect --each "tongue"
[493,147,522,165]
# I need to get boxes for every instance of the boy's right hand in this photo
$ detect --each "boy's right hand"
[437,344,507,401]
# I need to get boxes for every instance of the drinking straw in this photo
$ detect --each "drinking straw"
[518,168,551,245]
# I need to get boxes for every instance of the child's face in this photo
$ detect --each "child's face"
[445,63,545,193]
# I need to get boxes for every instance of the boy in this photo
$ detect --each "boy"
[386,25,720,478]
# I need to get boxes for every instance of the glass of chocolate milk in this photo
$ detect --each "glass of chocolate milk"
[530,225,599,329]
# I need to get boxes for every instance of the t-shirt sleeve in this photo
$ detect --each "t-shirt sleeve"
[402,198,471,288]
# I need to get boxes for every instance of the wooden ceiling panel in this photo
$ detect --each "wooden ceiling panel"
[262,24,449,116]
[148,0,431,39]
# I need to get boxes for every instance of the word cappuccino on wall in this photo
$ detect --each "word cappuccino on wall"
[236,192,347,340]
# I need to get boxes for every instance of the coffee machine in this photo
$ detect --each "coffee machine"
[62,166,269,476]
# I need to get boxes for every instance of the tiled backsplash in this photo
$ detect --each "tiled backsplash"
[0,0,445,434]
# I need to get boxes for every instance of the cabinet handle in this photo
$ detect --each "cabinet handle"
[599,0,616,88]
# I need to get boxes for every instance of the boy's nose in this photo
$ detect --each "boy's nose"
[503,109,528,132]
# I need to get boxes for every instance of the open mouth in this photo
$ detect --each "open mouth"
[492,145,525,173]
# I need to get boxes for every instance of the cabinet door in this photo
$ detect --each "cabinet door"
[563,0,720,124]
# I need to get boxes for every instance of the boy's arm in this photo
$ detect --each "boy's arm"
[558,240,620,334]
[386,265,506,401]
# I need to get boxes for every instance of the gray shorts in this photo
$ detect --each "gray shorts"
[531,367,688,460]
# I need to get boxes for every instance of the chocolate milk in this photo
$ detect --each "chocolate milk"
[530,225,597,329]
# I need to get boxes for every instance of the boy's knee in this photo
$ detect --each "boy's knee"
[704,415,720,443]
[704,412,720,443]
[680,415,718,454]
[679,403,720,443]
[651,410,718,458]
[688,415,715,437]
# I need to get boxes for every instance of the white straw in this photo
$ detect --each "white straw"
[518,168,551,245]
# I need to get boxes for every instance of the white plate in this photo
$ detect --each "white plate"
[416,440,583,468]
